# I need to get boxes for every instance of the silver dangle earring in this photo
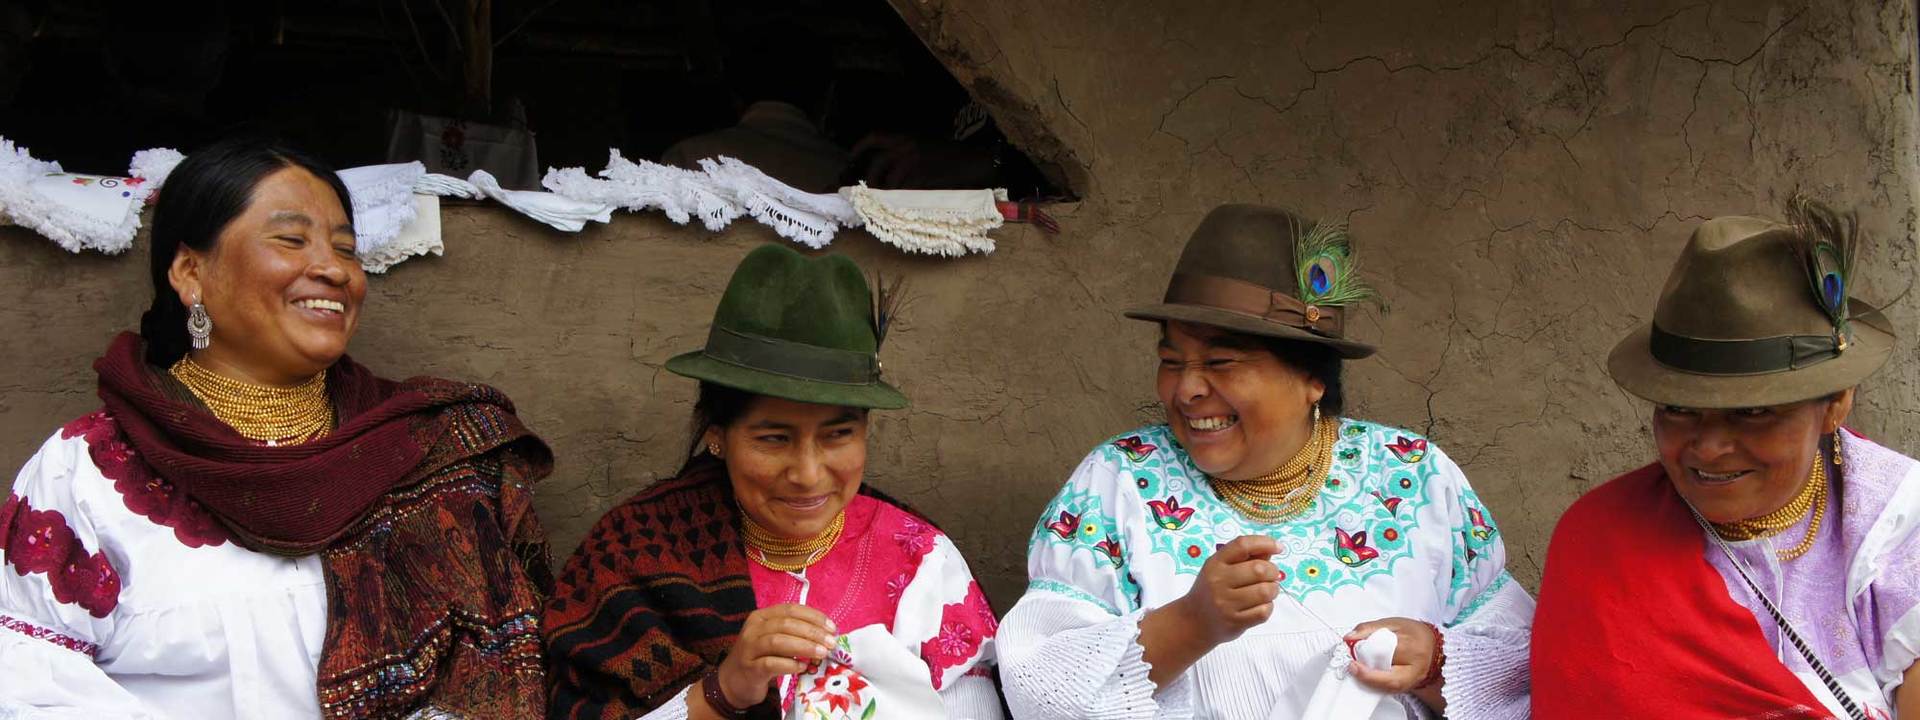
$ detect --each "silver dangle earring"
[187,300,212,350]
[708,441,723,458]
[1311,402,1322,427]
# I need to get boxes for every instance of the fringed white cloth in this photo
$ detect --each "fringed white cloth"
[338,162,426,272]
[358,195,442,274]
[840,183,1006,257]
[542,149,742,231]
[697,156,857,249]
[469,169,614,233]
[126,148,183,191]
[0,139,149,254]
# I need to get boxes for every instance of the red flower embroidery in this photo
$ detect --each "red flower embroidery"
[893,517,935,557]
[1147,496,1195,530]
[1045,510,1080,540]
[2,497,120,617]
[804,662,871,715]
[68,411,227,548]
[922,581,998,689]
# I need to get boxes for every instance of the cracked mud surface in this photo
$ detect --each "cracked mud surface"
[2,0,1916,610]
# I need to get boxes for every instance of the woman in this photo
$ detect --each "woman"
[543,244,1003,720]
[0,139,554,719]
[999,204,1534,719]
[1532,201,1920,719]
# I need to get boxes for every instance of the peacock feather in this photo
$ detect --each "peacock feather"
[1293,219,1375,307]
[1783,194,1858,335]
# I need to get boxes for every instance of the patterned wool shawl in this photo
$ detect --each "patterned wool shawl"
[543,460,933,720]
[543,459,777,720]
[94,332,554,719]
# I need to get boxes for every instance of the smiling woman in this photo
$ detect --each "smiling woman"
[543,244,1005,720]
[0,138,557,719]
[997,204,1535,720]
[1532,199,1920,720]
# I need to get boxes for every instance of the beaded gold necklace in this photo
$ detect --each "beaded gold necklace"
[1211,415,1339,523]
[169,355,333,446]
[739,508,846,572]
[1709,456,1829,562]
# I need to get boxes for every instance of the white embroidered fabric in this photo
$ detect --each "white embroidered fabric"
[358,195,443,274]
[412,173,483,200]
[338,162,426,271]
[542,149,742,231]
[126,148,183,191]
[840,183,1005,257]
[697,157,858,249]
[469,169,614,233]
[0,139,149,255]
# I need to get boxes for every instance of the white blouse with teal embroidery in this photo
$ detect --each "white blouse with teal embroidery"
[998,419,1533,719]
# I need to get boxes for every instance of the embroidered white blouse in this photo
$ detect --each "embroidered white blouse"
[998,419,1534,719]
[0,412,329,719]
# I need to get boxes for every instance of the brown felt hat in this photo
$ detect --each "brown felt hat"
[1125,204,1377,358]
[1608,214,1895,409]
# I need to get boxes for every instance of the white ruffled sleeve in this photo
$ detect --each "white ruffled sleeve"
[891,533,1006,720]
[999,451,1195,720]
[1427,446,1533,720]
[0,431,158,719]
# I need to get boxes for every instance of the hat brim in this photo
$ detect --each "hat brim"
[665,351,909,410]
[1607,302,1895,409]
[1123,303,1377,359]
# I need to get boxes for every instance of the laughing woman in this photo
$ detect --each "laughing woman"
[998,205,1534,719]
[543,244,1003,720]
[0,138,554,719]
[1533,202,1920,719]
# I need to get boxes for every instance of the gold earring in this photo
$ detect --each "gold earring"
[1832,431,1844,466]
[1311,402,1322,427]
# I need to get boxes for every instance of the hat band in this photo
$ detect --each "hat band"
[702,326,880,385]
[1164,273,1344,336]
[1649,324,1849,376]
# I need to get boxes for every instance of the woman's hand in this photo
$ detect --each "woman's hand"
[1346,617,1445,709]
[1139,534,1282,685]
[1177,535,1283,646]
[712,604,837,709]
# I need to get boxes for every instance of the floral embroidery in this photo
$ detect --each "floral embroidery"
[1334,527,1379,567]
[923,581,997,688]
[1111,421,1443,599]
[1094,536,1124,567]
[1147,495,1195,530]
[1112,436,1157,463]
[892,516,935,557]
[1,495,120,617]
[1045,510,1080,540]
[1387,436,1428,464]
[1466,506,1494,541]
[63,410,228,548]
[0,614,98,656]
[1371,490,1404,516]
[1447,488,1503,607]
[801,644,873,719]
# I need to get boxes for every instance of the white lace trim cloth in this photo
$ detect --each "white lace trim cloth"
[0,139,158,254]
[841,182,1005,257]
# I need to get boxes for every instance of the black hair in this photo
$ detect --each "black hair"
[139,137,352,368]
[1262,338,1346,417]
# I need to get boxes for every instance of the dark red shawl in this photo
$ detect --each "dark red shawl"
[1531,463,1834,719]
[94,332,555,719]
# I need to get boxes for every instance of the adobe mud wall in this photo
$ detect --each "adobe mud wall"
[3,0,1916,609]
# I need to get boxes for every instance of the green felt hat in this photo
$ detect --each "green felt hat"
[666,244,908,409]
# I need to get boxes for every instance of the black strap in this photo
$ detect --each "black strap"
[1650,324,1849,375]
[1689,502,1870,720]
[701,326,880,385]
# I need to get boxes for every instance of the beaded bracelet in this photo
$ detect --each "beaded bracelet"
[700,670,751,718]
[1415,621,1447,690]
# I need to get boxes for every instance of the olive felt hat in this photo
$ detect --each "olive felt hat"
[665,244,908,409]
[1125,204,1378,358]
[1607,211,1895,409]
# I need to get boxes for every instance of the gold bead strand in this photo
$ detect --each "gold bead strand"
[169,356,334,446]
